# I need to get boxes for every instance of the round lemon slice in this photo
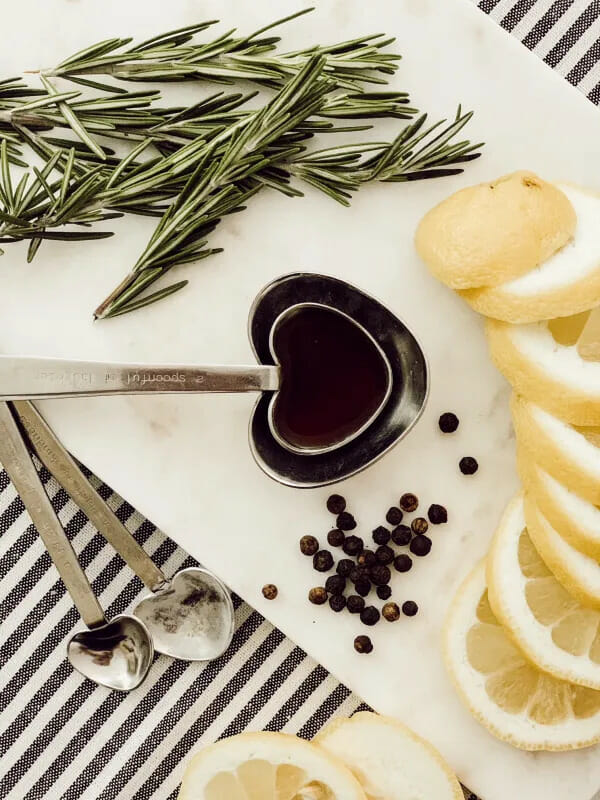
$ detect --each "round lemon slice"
[512,394,600,505]
[460,185,600,323]
[487,314,600,425]
[315,711,462,800]
[177,731,367,800]
[415,171,576,289]
[524,495,600,609]
[487,494,600,689]
[519,454,600,560]
[444,560,600,750]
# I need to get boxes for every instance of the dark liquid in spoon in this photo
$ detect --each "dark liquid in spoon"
[271,305,390,451]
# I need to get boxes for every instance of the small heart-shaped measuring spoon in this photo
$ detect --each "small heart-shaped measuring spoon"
[0,402,153,691]
[13,400,235,662]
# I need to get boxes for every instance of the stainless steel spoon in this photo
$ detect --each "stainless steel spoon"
[12,400,235,662]
[0,402,153,691]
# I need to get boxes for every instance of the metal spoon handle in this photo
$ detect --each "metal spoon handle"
[0,402,106,628]
[0,356,279,400]
[13,400,167,593]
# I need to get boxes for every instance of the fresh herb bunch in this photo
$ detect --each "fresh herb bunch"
[0,9,483,318]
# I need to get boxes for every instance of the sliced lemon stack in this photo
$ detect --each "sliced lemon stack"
[444,560,600,751]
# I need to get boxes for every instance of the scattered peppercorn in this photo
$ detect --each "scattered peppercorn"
[402,600,418,617]
[459,456,479,475]
[327,528,345,548]
[439,412,459,433]
[385,506,403,525]
[349,566,368,584]
[337,558,354,577]
[428,504,448,524]
[309,587,328,605]
[325,574,346,595]
[375,545,394,565]
[400,493,419,513]
[360,605,380,626]
[376,585,392,600]
[337,511,357,530]
[342,535,363,556]
[410,535,432,557]
[411,517,429,535]
[329,594,346,612]
[372,525,391,545]
[370,565,391,586]
[347,595,365,614]
[354,577,372,597]
[382,602,401,622]
[262,584,278,600]
[300,535,319,556]
[391,525,412,546]
[326,494,346,514]
[354,635,373,654]
[357,549,377,568]
[394,554,413,573]
[313,550,334,572]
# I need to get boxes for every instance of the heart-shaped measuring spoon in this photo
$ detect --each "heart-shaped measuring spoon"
[13,400,235,662]
[0,402,153,691]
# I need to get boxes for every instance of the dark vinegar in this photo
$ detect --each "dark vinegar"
[271,305,390,451]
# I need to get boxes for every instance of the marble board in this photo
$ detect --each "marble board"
[2,0,600,797]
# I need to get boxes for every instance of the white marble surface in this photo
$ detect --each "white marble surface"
[1,0,600,797]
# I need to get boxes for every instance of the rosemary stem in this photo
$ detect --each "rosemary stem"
[93,270,138,319]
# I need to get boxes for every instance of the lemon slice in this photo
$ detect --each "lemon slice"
[460,185,600,323]
[178,732,367,800]
[519,454,600,560]
[415,171,576,289]
[487,494,600,688]
[487,314,600,425]
[524,495,600,609]
[315,711,462,800]
[444,560,600,750]
[512,394,600,505]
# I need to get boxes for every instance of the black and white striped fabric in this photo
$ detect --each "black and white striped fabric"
[1,3,599,799]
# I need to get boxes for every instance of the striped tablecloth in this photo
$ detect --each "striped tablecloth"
[1,3,599,798]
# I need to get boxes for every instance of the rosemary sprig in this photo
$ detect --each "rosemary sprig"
[0,10,483,318]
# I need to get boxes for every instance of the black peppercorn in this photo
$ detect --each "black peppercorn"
[394,554,413,573]
[300,535,319,556]
[354,635,373,654]
[342,535,363,556]
[375,545,394,565]
[382,602,400,622]
[439,412,459,433]
[329,594,346,612]
[337,558,354,577]
[385,506,403,525]
[391,525,412,546]
[411,517,429,535]
[400,493,419,513]
[357,549,377,568]
[372,525,391,545]
[370,565,391,586]
[327,528,345,548]
[410,535,432,557]
[347,595,365,614]
[325,574,346,595]
[262,584,278,600]
[326,494,346,514]
[309,587,328,605]
[354,577,372,597]
[402,600,418,617]
[337,511,357,531]
[376,585,392,600]
[349,566,369,584]
[459,456,479,475]
[360,605,380,626]
[428,504,448,525]
[313,550,334,572]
